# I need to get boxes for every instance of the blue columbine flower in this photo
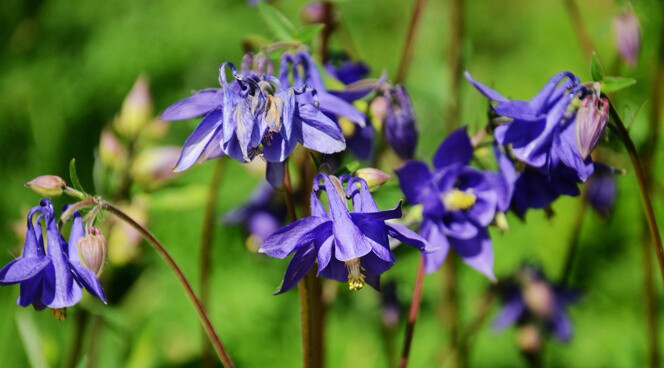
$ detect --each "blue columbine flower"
[465,71,593,182]
[493,266,579,342]
[161,54,347,187]
[395,127,512,279]
[260,173,433,293]
[0,199,106,311]
[384,85,418,160]
[224,182,286,246]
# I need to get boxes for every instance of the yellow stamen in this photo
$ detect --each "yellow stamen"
[50,308,67,321]
[345,258,365,291]
[338,118,356,138]
[443,188,476,211]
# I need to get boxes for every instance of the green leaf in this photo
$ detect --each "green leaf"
[16,311,48,368]
[601,76,636,93]
[334,161,360,176]
[69,158,86,193]
[257,3,297,42]
[590,51,605,82]
[296,24,325,44]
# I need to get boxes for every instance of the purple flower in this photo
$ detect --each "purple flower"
[325,59,370,86]
[613,9,641,67]
[161,55,346,187]
[260,174,433,294]
[586,163,618,217]
[493,267,579,342]
[0,199,106,311]
[465,71,593,182]
[395,128,512,279]
[384,85,418,160]
[223,182,286,244]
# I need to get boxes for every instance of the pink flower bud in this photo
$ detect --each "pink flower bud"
[131,146,181,188]
[25,175,66,197]
[370,96,388,130]
[300,2,327,24]
[575,96,609,160]
[99,129,129,170]
[115,75,153,138]
[77,227,107,276]
[355,168,392,191]
[613,9,641,68]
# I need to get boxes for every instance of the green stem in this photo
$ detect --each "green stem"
[607,101,664,287]
[446,0,464,134]
[562,0,594,59]
[398,257,425,368]
[560,193,588,286]
[200,159,228,368]
[395,0,426,84]
[442,253,463,368]
[101,201,235,368]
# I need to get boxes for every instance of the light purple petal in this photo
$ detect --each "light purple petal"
[174,110,223,172]
[386,223,435,252]
[296,104,346,154]
[421,219,450,274]
[464,71,509,103]
[492,295,525,332]
[260,217,332,259]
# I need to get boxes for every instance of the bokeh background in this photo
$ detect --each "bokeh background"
[1,0,663,367]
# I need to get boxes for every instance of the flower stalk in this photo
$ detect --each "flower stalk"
[398,257,425,368]
[100,201,235,368]
[607,99,664,287]
[395,0,426,84]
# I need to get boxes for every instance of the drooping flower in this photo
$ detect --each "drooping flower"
[613,9,641,68]
[493,266,579,343]
[586,163,619,217]
[0,199,106,312]
[395,127,512,279]
[281,51,377,160]
[465,71,592,182]
[224,182,287,250]
[384,85,418,160]
[260,174,433,294]
[160,55,347,187]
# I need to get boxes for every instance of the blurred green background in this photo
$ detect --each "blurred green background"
[1,0,663,367]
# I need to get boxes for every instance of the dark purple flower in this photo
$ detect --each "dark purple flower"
[613,9,641,67]
[384,85,418,160]
[223,182,286,244]
[465,71,593,182]
[260,174,433,294]
[493,266,578,342]
[395,128,512,279]
[0,199,106,311]
[586,163,618,217]
[161,55,346,187]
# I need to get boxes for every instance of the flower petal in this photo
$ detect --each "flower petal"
[260,217,332,259]
[0,258,50,285]
[492,294,525,332]
[464,71,509,103]
[173,109,223,172]
[274,244,317,295]
[296,104,346,154]
[160,89,223,121]
[421,219,450,274]
[395,161,434,205]
[433,127,473,169]
[451,229,495,281]
[386,223,435,252]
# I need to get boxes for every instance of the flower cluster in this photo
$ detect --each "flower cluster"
[260,173,434,293]
[0,199,106,314]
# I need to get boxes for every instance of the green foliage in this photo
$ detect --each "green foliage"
[590,51,605,82]
[602,76,637,93]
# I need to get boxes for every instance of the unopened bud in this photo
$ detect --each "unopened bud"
[114,75,153,138]
[355,168,392,191]
[131,146,181,188]
[25,175,66,197]
[493,212,509,232]
[384,85,418,160]
[575,96,609,160]
[99,129,128,170]
[613,9,641,68]
[301,2,326,24]
[522,279,555,319]
[77,227,107,276]
[517,324,541,355]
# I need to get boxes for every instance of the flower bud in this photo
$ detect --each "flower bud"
[99,129,129,170]
[522,279,555,319]
[77,227,107,276]
[131,146,181,188]
[370,96,388,131]
[301,2,326,24]
[355,168,392,191]
[25,175,66,197]
[384,85,418,160]
[114,75,153,139]
[613,9,641,68]
[586,163,619,218]
[574,95,609,160]
[517,324,541,355]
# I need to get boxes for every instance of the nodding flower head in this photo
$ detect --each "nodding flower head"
[260,173,434,294]
[0,199,106,313]
[613,8,641,67]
